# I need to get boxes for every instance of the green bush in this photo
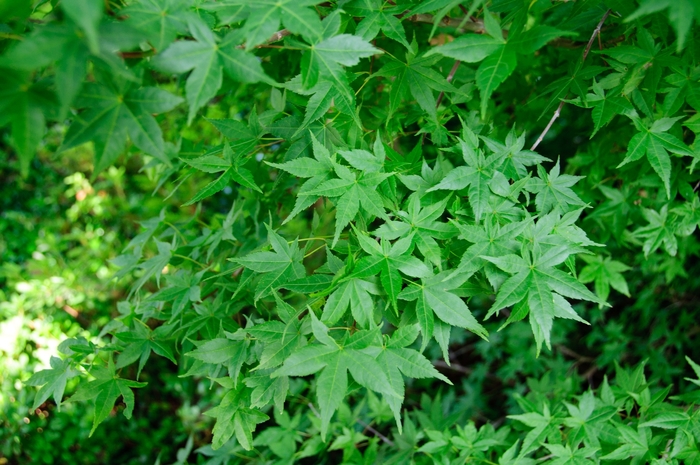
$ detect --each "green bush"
[2,0,700,463]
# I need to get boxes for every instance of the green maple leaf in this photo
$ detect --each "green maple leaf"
[273,315,400,440]
[508,404,561,456]
[201,203,240,260]
[633,205,679,257]
[481,128,549,180]
[587,184,634,240]
[398,270,488,348]
[543,443,598,464]
[0,69,53,176]
[428,138,505,221]
[426,34,504,63]
[152,16,274,123]
[131,240,173,295]
[0,17,151,114]
[267,132,335,223]
[626,0,698,51]
[375,52,458,121]
[526,159,586,214]
[350,230,432,312]
[291,80,361,136]
[534,63,607,118]
[60,79,182,174]
[114,320,177,379]
[245,372,289,415]
[374,324,452,431]
[375,194,458,268]
[121,0,192,52]
[396,156,452,195]
[232,224,306,300]
[299,33,380,95]
[207,116,260,155]
[475,45,518,116]
[185,336,248,382]
[68,356,147,436]
[355,8,411,50]
[672,195,700,236]
[145,269,203,317]
[427,14,524,116]
[182,141,262,205]
[450,217,528,280]
[321,277,379,329]
[509,25,577,55]
[568,80,635,138]
[562,390,617,449]
[232,0,323,49]
[600,425,651,461]
[306,148,391,245]
[205,387,269,450]
[579,255,631,304]
[1,24,85,115]
[248,294,308,370]
[618,116,694,198]
[483,235,601,354]
[666,66,700,113]
[25,356,79,411]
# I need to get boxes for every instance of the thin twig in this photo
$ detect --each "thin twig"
[434,360,501,381]
[530,100,565,151]
[530,9,612,151]
[582,9,612,62]
[421,60,461,145]
[357,419,395,446]
[236,29,291,50]
[436,60,461,108]
[307,402,321,418]
[407,13,485,34]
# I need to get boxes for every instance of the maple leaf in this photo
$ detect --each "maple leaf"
[60,79,182,174]
[121,0,192,52]
[428,138,505,221]
[579,255,631,304]
[374,51,457,121]
[267,132,335,223]
[205,386,269,450]
[306,148,391,245]
[618,116,693,198]
[398,270,488,348]
[481,128,549,180]
[633,205,679,257]
[152,16,274,123]
[350,230,432,312]
[273,315,400,440]
[374,194,458,268]
[232,224,306,300]
[526,159,586,214]
[25,356,79,411]
[114,319,177,379]
[68,356,147,436]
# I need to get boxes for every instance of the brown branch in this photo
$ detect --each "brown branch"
[119,49,155,59]
[357,419,395,446]
[436,60,461,108]
[530,100,565,151]
[583,9,612,62]
[434,360,501,381]
[407,13,486,34]
[530,9,612,151]
[421,60,461,145]
[236,29,291,49]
